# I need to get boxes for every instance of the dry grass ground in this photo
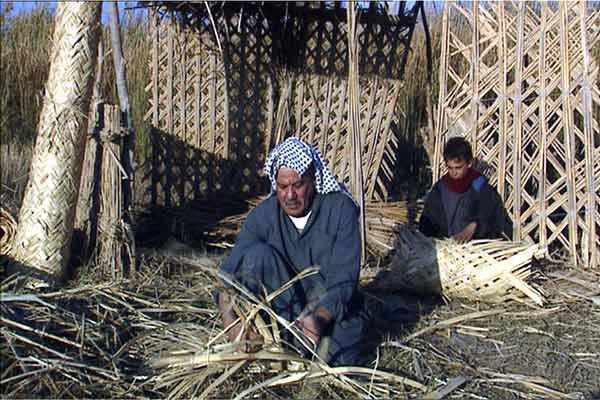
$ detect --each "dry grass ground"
[1,243,598,399]
[367,263,600,399]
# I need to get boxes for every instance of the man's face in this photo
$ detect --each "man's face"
[275,166,316,217]
[445,158,471,180]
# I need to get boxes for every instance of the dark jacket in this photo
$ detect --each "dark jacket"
[418,177,512,240]
[220,192,361,321]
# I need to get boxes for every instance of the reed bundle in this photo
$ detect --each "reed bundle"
[209,198,422,256]
[203,196,264,249]
[11,3,101,281]
[0,207,17,256]
[134,196,263,249]
[364,228,545,306]
[138,197,421,259]
[146,269,426,399]
[364,201,423,257]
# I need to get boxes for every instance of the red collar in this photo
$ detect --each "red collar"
[442,168,481,193]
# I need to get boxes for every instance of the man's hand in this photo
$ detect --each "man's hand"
[219,292,263,352]
[296,307,332,347]
[297,314,322,346]
[453,221,477,243]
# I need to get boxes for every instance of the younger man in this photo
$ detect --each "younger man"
[419,137,511,242]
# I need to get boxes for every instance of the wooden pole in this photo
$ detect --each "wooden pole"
[577,1,597,268]
[469,1,480,151]
[433,1,450,183]
[512,2,525,241]
[107,1,136,272]
[497,2,508,206]
[107,2,134,207]
[420,2,436,162]
[537,3,549,254]
[347,3,366,263]
[559,2,579,265]
[74,38,105,262]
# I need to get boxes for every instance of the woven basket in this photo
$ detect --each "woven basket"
[0,207,17,256]
[364,228,545,305]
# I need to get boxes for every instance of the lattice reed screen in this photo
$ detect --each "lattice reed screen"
[285,74,403,201]
[146,3,420,207]
[434,1,600,267]
[147,12,232,207]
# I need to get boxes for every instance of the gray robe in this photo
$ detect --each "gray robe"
[218,192,366,366]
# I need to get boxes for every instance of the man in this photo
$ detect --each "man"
[216,137,365,366]
[419,136,511,242]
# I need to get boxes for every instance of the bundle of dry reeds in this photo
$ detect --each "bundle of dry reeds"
[11,3,101,282]
[208,199,422,256]
[0,207,17,256]
[364,201,422,257]
[145,268,426,399]
[364,228,545,306]
[203,196,264,249]
[0,253,222,398]
[134,196,263,249]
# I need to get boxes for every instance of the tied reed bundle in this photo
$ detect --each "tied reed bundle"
[204,197,422,256]
[11,3,101,281]
[0,207,17,256]
[366,228,545,306]
[364,201,423,257]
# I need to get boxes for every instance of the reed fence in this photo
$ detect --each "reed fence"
[434,1,600,267]
[144,2,422,207]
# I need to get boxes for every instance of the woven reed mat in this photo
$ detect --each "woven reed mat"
[362,228,545,306]
[0,207,17,256]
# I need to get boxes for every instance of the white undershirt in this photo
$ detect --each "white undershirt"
[288,211,312,231]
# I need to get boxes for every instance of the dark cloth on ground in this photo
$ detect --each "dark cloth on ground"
[218,192,367,366]
[418,172,512,240]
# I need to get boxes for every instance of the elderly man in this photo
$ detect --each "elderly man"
[216,137,366,366]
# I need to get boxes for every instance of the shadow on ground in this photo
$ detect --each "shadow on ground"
[361,279,443,364]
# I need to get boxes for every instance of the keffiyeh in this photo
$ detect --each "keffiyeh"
[264,137,350,197]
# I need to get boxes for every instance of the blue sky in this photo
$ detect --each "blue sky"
[7,1,135,23]
[9,1,56,14]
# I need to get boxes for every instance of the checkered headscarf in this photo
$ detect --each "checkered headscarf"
[264,137,350,197]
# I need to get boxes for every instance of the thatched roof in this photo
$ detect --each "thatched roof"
[141,1,422,25]
[139,1,427,80]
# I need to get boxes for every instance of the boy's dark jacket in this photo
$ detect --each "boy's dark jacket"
[418,175,512,240]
